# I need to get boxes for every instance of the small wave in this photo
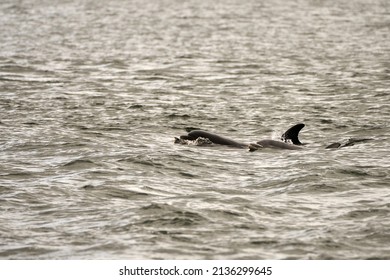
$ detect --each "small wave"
[251,239,279,245]
[178,172,198,178]
[139,203,208,227]
[82,185,149,199]
[342,208,390,219]
[128,104,144,109]
[0,246,56,259]
[293,183,339,194]
[166,113,191,119]
[117,155,164,167]
[336,168,370,177]
[0,171,34,179]
[63,159,98,169]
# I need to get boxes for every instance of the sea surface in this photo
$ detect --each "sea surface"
[0,0,389,259]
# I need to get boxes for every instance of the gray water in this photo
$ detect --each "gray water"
[0,0,389,259]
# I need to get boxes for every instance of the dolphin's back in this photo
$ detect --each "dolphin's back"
[182,130,247,148]
[257,139,303,150]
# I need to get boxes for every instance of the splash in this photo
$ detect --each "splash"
[174,137,213,146]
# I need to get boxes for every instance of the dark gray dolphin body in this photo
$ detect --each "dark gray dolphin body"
[180,130,247,148]
[256,139,303,150]
[325,138,372,149]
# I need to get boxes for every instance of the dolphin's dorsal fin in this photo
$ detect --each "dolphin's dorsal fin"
[281,123,305,145]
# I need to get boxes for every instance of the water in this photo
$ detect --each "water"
[0,0,389,259]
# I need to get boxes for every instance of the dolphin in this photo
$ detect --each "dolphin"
[325,138,373,149]
[176,124,304,150]
[178,130,248,148]
[175,123,372,150]
[255,139,302,150]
